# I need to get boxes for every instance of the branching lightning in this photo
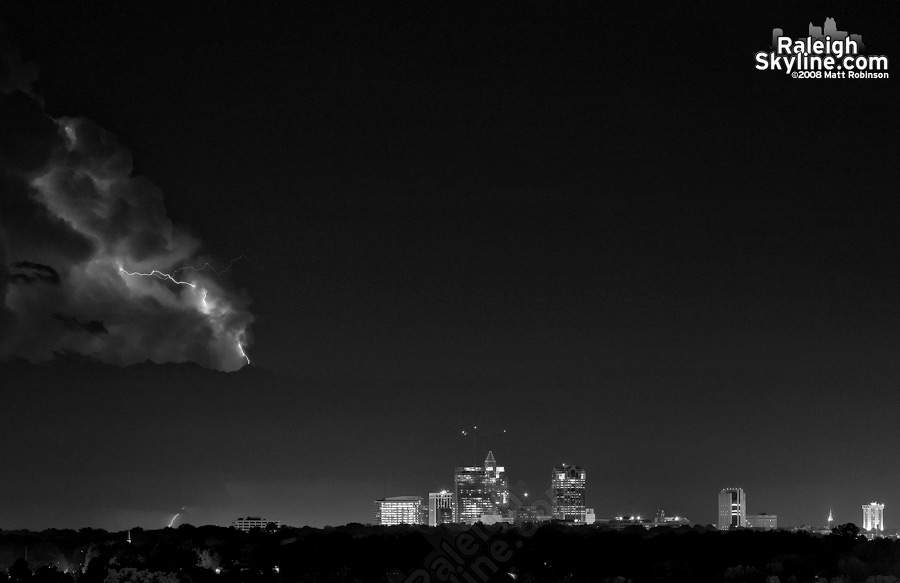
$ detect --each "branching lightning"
[171,254,258,277]
[118,258,252,366]
[3,95,257,372]
[119,268,196,288]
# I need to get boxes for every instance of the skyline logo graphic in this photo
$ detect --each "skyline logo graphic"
[755,18,889,78]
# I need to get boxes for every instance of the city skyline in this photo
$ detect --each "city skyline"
[1,4,896,533]
[372,451,883,532]
[1,353,897,530]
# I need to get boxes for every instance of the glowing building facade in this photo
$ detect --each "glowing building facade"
[428,490,455,526]
[231,517,281,532]
[653,509,690,527]
[862,502,885,533]
[375,496,424,526]
[454,451,509,524]
[746,513,777,530]
[717,488,746,530]
[551,465,587,522]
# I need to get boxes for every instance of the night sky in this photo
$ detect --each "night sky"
[1,2,898,531]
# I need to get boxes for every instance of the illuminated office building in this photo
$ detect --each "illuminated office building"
[653,509,690,527]
[454,451,509,524]
[428,490,455,526]
[862,502,885,533]
[375,496,424,525]
[746,513,777,530]
[551,465,586,522]
[231,517,281,532]
[717,488,746,530]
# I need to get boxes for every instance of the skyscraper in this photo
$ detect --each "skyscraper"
[717,488,746,530]
[862,502,885,533]
[454,451,510,524]
[551,465,586,522]
[428,490,455,526]
[374,496,424,525]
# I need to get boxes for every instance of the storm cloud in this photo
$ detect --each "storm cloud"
[0,63,253,371]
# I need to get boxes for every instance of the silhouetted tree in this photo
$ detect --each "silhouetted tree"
[32,566,72,583]
[8,559,31,583]
[833,523,864,540]
[81,556,109,583]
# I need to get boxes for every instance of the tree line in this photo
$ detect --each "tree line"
[1,522,899,583]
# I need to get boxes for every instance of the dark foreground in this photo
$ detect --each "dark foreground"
[1,523,897,583]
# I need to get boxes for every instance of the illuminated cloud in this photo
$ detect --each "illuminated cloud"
[0,65,253,371]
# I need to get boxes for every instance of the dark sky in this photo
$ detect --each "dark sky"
[1,2,899,530]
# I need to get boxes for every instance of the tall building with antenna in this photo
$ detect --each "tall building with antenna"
[454,451,510,524]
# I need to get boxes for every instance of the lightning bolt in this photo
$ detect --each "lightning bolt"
[119,268,196,287]
[171,254,258,277]
[168,507,185,528]
[237,340,251,365]
[118,263,251,366]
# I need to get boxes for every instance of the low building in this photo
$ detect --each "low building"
[375,496,424,525]
[515,504,553,526]
[746,513,777,530]
[600,515,652,530]
[652,510,690,527]
[232,517,281,532]
[479,512,514,525]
